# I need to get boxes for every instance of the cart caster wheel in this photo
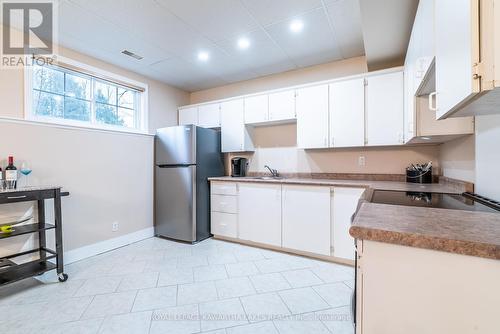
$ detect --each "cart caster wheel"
[58,273,68,282]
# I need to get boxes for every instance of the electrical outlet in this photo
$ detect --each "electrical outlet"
[112,222,119,232]
[358,156,366,167]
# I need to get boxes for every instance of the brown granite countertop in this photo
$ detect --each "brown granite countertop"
[208,176,464,194]
[350,202,500,260]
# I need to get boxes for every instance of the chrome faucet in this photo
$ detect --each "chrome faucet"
[264,165,279,178]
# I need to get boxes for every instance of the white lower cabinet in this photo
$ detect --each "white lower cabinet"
[332,187,365,260]
[282,185,331,256]
[210,181,363,261]
[238,183,282,247]
[211,212,237,238]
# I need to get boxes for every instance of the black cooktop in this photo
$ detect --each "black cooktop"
[371,190,500,213]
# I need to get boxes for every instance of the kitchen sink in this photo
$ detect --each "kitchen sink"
[247,176,284,180]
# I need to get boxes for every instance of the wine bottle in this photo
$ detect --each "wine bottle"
[5,156,17,189]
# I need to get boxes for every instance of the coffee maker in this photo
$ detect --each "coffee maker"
[231,157,248,177]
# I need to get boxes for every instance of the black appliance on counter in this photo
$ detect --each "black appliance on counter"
[352,190,500,329]
[231,157,248,177]
[370,190,500,213]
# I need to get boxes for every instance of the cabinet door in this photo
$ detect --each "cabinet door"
[366,71,404,146]
[244,95,269,124]
[332,187,365,261]
[329,79,365,147]
[220,99,245,152]
[296,85,329,149]
[435,0,480,119]
[239,183,282,247]
[198,103,220,128]
[282,185,331,255]
[178,107,198,126]
[269,90,296,121]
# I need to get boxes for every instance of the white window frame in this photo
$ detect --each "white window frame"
[25,56,149,135]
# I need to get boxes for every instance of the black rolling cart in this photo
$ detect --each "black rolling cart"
[0,187,69,285]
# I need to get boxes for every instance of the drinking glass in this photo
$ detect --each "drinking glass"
[20,162,32,188]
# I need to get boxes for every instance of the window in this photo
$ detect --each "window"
[27,58,148,133]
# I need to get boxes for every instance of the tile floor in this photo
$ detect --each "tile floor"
[0,237,355,334]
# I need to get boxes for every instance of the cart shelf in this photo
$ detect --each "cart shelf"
[0,223,55,240]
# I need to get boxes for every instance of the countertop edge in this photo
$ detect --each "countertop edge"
[349,225,500,260]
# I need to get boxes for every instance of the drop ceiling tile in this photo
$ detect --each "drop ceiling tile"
[67,0,211,59]
[241,0,323,26]
[156,0,258,42]
[215,28,296,75]
[265,8,342,67]
[58,1,168,65]
[326,0,365,58]
[140,58,227,91]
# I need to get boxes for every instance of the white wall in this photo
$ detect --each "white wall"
[475,115,500,201]
[0,25,190,261]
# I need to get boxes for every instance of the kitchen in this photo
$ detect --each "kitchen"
[0,0,499,333]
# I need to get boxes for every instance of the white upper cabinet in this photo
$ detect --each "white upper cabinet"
[178,107,198,126]
[366,71,405,146]
[268,90,296,122]
[296,85,329,149]
[329,78,365,148]
[238,183,282,247]
[198,103,220,128]
[244,95,269,124]
[220,99,254,153]
[435,0,480,119]
[282,185,331,256]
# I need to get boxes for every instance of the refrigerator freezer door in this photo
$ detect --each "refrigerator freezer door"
[156,125,196,165]
[155,165,196,242]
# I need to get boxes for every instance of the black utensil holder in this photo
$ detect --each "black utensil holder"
[406,167,433,184]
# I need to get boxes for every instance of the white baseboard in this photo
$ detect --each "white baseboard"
[64,227,155,264]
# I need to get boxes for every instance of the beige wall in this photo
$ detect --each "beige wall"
[0,25,189,258]
[439,136,475,183]
[191,56,440,176]
[191,56,368,104]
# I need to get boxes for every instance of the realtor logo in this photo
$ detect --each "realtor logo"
[1,0,55,55]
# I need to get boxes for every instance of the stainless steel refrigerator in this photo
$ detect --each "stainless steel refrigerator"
[155,125,224,243]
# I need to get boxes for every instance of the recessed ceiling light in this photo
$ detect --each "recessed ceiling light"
[237,37,250,50]
[290,19,304,33]
[197,51,209,62]
[421,136,432,141]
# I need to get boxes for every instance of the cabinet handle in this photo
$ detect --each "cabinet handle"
[324,137,327,147]
[331,137,334,147]
[428,92,437,111]
[7,195,27,200]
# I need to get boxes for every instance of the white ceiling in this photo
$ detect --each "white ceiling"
[15,0,365,92]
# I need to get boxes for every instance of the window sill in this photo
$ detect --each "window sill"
[0,116,154,137]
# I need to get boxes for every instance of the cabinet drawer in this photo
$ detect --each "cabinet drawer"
[211,182,238,196]
[211,212,237,238]
[211,194,237,213]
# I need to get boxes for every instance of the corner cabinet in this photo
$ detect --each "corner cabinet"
[366,71,405,146]
[220,99,254,153]
[282,185,331,256]
[332,187,365,260]
[296,85,330,149]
